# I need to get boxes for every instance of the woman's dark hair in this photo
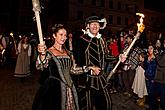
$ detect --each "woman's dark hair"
[148,42,155,49]
[52,24,66,35]
[48,24,67,47]
[147,43,156,55]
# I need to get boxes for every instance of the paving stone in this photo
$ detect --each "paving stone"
[0,63,147,110]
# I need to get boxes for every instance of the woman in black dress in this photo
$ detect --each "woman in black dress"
[32,24,99,110]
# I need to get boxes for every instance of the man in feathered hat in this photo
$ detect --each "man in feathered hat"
[73,16,114,110]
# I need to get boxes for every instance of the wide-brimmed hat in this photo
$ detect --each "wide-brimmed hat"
[85,16,107,29]
[85,16,101,24]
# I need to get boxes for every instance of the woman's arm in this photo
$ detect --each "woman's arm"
[36,43,49,70]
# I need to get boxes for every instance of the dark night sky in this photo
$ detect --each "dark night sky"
[144,0,165,12]
[0,0,165,33]
[0,0,165,15]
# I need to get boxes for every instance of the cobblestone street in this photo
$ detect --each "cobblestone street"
[0,60,147,110]
[0,61,39,110]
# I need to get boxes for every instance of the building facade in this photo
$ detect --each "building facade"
[67,0,140,32]
[0,0,165,36]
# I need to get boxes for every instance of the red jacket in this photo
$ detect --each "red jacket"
[109,41,119,57]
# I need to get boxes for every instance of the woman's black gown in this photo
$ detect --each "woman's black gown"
[32,54,79,110]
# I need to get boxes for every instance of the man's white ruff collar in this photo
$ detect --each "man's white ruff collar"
[88,31,101,39]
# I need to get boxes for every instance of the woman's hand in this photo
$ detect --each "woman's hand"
[38,43,47,61]
[38,43,47,55]
[89,66,101,75]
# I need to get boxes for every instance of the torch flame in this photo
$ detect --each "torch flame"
[136,13,144,25]
[136,13,145,33]
[136,13,145,18]
[140,17,143,25]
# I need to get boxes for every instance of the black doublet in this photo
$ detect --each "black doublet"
[87,37,104,69]
[85,37,107,90]
[75,34,112,110]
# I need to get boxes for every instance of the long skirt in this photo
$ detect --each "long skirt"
[14,53,30,77]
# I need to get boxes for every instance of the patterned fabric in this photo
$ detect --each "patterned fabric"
[55,57,77,110]
[84,37,109,90]
[74,35,112,110]
[36,52,51,70]
[125,47,144,70]
[57,56,73,87]
[86,37,104,69]
[66,88,76,110]
[33,50,94,110]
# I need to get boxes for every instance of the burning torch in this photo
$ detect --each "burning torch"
[107,13,145,81]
